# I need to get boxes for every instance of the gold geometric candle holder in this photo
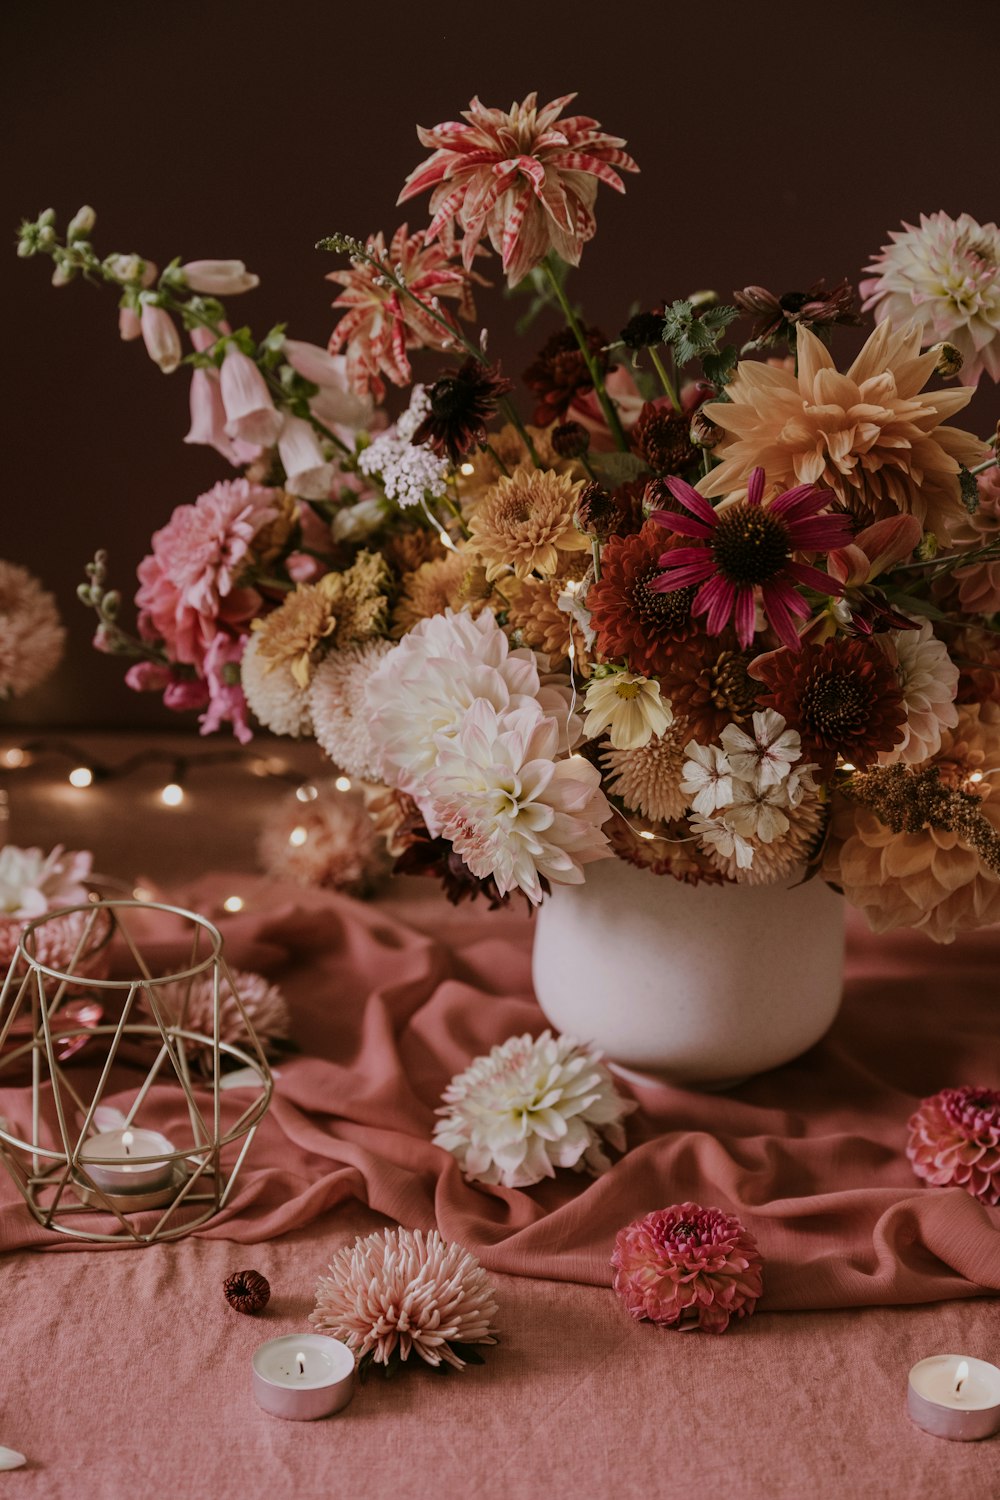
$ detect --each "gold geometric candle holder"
[0,899,272,1244]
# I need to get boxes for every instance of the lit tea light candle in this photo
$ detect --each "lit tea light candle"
[907,1354,1000,1441]
[252,1334,354,1421]
[78,1127,176,1194]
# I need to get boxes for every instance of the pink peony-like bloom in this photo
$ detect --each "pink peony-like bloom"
[398,91,638,287]
[652,466,851,650]
[219,346,283,447]
[907,1086,1000,1206]
[311,1227,499,1371]
[139,303,182,373]
[861,212,1000,384]
[327,225,484,400]
[611,1202,764,1334]
[135,478,276,672]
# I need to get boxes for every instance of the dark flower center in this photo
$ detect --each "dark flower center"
[708,650,759,718]
[631,566,694,628]
[779,291,810,314]
[711,503,790,585]
[428,376,469,417]
[801,671,874,741]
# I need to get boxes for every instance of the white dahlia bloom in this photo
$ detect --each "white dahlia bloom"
[424,698,611,903]
[860,212,1000,383]
[365,609,574,827]
[434,1030,636,1188]
[309,639,393,779]
[240,631,312,737]
[879,621,960,766]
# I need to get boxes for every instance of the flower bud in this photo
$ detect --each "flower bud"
[118,304,142,341]
[51,261,76,287]
[688,289,720,311]
[551,421,590,459]
[106,254,157,287]
[180,259,260,296]
[38,209,56,227]
[690,410,722,449]
[932,342,964,378]
[67,205,96,242]
[576,482,616,540]
[37,225,56,250]
[140,303,182,374]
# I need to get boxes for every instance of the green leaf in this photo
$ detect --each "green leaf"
[702,345,739,388]
[589,451,648,487]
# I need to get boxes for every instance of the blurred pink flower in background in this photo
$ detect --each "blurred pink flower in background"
[398,91,638,286]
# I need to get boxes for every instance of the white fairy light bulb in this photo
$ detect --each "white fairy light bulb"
[160,782,184,806]
[69,766,93,788]
[288,826,308,847]
[295,783,319,803]
[334,776,352,792]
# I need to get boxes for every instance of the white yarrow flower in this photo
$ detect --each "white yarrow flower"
[358,386,449,507]
[582,671,672,750]
[434,1030,636,1188]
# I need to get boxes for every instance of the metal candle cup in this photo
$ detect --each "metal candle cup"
[907,1355,1000,1441]
[252,1334,354,1421]
[78,1128,176,1193]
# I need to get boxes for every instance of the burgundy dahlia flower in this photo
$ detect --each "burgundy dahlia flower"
[611,1202,763,1334]
[907,1086,1000,1206]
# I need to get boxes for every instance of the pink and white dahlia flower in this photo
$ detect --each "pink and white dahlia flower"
[434,1030,634,1187]
[861,212,1000,384]
[611,1202,764,1334]
[327,225,483,400]
[423,698,611,903]
[398,92,638,287]
[878,621,959,766]
[0,844,92,920]
[907,1086,1000,1206]
[312,1227,499,1371]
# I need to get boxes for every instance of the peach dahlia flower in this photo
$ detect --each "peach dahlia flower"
[699,323,985,535]
[398,92,637,287]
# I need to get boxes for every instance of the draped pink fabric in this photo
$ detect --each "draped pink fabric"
[1,874,998,1314]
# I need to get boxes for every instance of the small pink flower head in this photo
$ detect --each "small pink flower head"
[327,225,484,400]
[139,302,182,373]
[219,346,283,447]
[611,1202,764,1334]
[179,259,259,296]
[907,1086,1000,1206]
[124,661,173,693]
[398,91,638,287]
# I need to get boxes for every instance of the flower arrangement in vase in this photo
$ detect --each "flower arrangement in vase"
[16,92,1000,966]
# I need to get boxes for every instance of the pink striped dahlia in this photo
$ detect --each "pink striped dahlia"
[611,1202,763,1334]
[651,467,851,650]
[907,1086,1000,1206]
[327,225,483,400]
[398,92,638,287]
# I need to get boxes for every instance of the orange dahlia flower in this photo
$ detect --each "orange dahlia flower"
[398,92,638,287]
[699,323,985,534]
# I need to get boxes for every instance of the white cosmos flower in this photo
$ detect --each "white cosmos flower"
[680,741,733,816]
[434,1030,636,1188]
[878,621,960,766]
[424,698,611,904]
[582,671,672,751]
[720,710,802,789]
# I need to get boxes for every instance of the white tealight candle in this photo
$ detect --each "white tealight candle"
[78,1128,176,1194]
[252,1334,354,1421]
[907,1354,1000,1441]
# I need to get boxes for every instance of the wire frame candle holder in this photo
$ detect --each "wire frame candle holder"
[0,898,273,1244]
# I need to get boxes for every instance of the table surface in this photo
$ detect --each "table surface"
[1,733,999,1500]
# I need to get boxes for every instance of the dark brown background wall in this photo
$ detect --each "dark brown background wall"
[2,0,996,729]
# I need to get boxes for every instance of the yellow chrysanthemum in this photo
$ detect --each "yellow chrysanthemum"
[467,465,587,581]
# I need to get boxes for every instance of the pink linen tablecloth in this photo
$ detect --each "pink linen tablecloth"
[2,874,998,1315]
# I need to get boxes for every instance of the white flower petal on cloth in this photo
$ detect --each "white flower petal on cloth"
[0,1448,26,1471]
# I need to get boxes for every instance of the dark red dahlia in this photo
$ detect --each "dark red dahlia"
[587,519,701,675]
[631,400,700,476]
[410,358,513,463]
[618,310,665,350]
[523,325,611,426]
[551,420,591,460]
[751,637,906,770]
[576,479,646,541]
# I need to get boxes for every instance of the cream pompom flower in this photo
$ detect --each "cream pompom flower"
[312,1227,499,1372]
[154,967,290,1070]
[308,639,393,780]
[240,632,313,737]
[434,1030,636,1188]
[861,212,1000,384]
[582,671,672,750]
[878,621,959,766]
[600,718,690,822]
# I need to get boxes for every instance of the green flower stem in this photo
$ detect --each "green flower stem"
[591,537,602,582]
[649,347,681,412]
[482,442,511,478]
[440,489,471,538]
[542,255,628,452]
[971,455,998,476]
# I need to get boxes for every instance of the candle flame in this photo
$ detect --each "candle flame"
[955,1360,970,1394]
[122,1130,134,1156]
[296,1351,306,1377]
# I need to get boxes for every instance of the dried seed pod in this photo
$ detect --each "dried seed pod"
[224,1269,271,1314]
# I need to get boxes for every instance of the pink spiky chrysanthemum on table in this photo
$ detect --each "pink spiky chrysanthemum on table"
[397,91,638,287]
[907,1085,1000,1205]
[327,225,484,400]
[611,1202,764,1334]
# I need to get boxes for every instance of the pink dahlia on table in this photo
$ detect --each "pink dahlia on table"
[611,1202,764,1334]
[135,478,277,672]
[327,225,483,400]
[652,467,851,650]
[907,1086,1000,1205]
[861,212,1000,384]
[398,91,638,286]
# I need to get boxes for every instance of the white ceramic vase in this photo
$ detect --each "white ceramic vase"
[532,856,846,1089]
